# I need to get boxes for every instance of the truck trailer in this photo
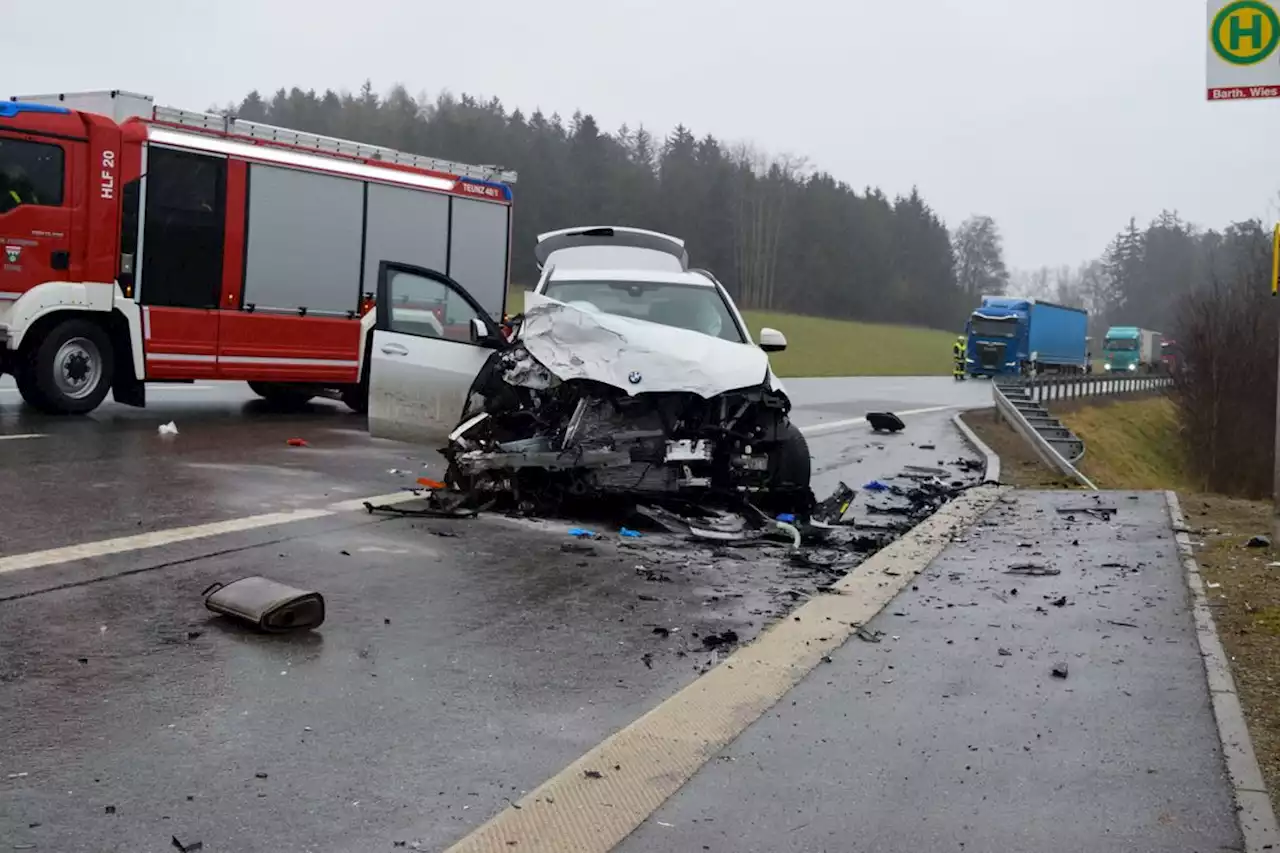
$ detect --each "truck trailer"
[0,89,516,414]
[964,297,1088,378]
[1102,326,1162,373]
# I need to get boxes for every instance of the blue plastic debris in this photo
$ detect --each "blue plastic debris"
[568,528,596,538]
[775,513,797,524]
[863,480,889,492]
[619,527,642,538]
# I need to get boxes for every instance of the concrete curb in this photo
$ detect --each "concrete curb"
[952,410,1001,485]
[1166,490,1280,852]
[443,486,1008,853]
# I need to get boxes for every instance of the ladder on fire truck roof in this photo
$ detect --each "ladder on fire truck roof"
[152,104,518,185]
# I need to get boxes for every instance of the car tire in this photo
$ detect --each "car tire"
[769,420,811,491]
[248,381,315,408]
[340,384,368,414]
[27,319,115,415]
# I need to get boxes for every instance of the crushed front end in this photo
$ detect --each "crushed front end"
[445,341,809,514]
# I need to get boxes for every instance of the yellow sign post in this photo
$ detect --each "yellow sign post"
[1273,223,1280,294]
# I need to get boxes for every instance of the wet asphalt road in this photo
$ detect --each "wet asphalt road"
[616,491,1241,853]
[0,375,993,852]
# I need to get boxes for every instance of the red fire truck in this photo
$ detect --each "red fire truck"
[0,90,515,414]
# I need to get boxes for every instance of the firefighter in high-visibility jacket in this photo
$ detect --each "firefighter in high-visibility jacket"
[953,335,966,381]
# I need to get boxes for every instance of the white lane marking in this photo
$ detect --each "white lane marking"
[797,405,956,437]
[0,490,425,577]
[0,433,46,441]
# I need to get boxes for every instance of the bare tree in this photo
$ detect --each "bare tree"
[953,215,1010,300]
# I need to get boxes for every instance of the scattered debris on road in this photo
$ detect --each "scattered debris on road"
[171,835,204,853]
[202,577,326,632]
[702,630,740,650]
[286,437,308,447]
[1051,662,1069,679]
[157,421,178,436]
[1247,535,1271,549]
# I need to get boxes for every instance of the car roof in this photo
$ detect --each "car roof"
[545,268,718,288]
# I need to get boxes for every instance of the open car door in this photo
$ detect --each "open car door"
[367,261,504,445]
[534,226,688,272]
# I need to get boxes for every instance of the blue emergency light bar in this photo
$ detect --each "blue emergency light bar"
[0,101,72,119]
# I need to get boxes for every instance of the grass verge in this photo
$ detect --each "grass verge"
[505,289,956,378]
[967,394,1280,813]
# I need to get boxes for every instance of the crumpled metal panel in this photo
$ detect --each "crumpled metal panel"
[519,292,775,399]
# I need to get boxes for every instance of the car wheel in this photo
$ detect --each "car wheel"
[28,319,115,415]
[248,381,315,408]
[769,420,811,491]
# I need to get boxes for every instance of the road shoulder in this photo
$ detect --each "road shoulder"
[613,490,1245,853]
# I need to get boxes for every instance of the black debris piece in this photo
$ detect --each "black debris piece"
[255,772,269,779]
[855,627,884,643]
[185,630,202,640]
[641,653,654,669]
[339,550,350,556]
[1005,564,1061,577]
[821,654,834,664]
[1055,506,1116,521]
[702,630,740,650]
[583,770,604,779]
[1050,596,1068,607]
[172,836,204,853]
[918,443,936,450]
[652,627,671,638]
[104,805,117,815]
[998,648,1012,656]
[1248,535,1272,549]
[867,412,906,433]
[810,482,856,525]
[1051,662,1069,679]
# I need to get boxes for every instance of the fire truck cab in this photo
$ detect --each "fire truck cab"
[0,89,514,414]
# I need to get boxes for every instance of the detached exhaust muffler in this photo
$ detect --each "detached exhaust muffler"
[202,577,325,632]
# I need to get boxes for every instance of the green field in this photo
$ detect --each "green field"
[505,290,956,377]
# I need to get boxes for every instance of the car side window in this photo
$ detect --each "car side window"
[0,138,65,214]
[386,269,485,343]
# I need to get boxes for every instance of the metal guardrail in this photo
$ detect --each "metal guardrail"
[1017,373,1174,405]
[992,379,1096,489]
[990,372,1172,489]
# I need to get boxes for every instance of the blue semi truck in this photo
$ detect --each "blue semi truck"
[964,297,1089,378]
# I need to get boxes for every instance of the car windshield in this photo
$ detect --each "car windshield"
[970,317,1017,338]
[542,279,744,343]
[1105,339,1138,351]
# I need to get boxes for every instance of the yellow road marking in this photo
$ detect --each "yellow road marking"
[444,485,1005,853]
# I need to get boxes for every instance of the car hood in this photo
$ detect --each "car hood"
[518,292,776,399]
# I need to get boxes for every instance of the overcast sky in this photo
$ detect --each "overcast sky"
[7,0,1274,270]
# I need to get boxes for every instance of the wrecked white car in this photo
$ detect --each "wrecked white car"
[367,226,811,513]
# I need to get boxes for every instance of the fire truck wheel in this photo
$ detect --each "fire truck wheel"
[248,382,316,408]
[29,319,115,415]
